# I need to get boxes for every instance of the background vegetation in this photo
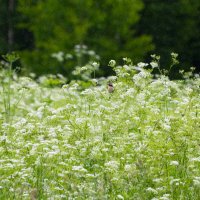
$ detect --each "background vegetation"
[0,0,200,78]
[0,1,200,199]
[0,53,200,199]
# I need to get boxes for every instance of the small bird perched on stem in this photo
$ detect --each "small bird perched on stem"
[107,82,114,93]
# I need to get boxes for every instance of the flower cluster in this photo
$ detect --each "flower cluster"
[0,58,199,199]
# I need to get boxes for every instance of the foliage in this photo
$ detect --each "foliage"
[0,55,200,199]
[0,0,29,53]
[0,0,7,52]
[0,52,20,123]
[51,44,101,80]
[17,0,153,76]
[139,0,200,74]
[1,1,200,78]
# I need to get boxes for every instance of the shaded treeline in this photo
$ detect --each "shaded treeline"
[0,0,199,78]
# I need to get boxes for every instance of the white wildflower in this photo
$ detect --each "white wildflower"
[123,65,131,71]
[72,165,87,172]
[191,157,200,162]
[109,60,116,67]
[146,187,158,194]
[153,178,163,183]
[170,161,179,166]
[137,62,148,68]
[193,179,200,186]
[92,62,99,68]
[150,61,158,68]
[117,194,124,199]
[105,161,119,171]
[51,51,64,62]
[160,193,171,200]
[124,164,132,171]
[170,178,180,185]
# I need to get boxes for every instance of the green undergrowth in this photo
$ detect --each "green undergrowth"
[0,54,200,199]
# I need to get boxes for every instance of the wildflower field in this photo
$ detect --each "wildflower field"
[0,55,200,200]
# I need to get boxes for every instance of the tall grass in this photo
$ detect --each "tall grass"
[0,54,199,199]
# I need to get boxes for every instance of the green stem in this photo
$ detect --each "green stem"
[7,61,13,123]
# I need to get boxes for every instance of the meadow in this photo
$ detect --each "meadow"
[0,54,200,199]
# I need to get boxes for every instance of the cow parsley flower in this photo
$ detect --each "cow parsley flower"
[170,161,179,166]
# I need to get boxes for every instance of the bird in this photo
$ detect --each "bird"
[107,82,114,93]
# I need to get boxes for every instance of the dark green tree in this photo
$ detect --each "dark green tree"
[17,0,154,76]
[139,0,200,75]
[0,0,33,54]
[0,0,11,53]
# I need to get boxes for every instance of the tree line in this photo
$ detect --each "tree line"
[0,0,200,78]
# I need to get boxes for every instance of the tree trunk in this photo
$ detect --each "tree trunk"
[8,0,14,52]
